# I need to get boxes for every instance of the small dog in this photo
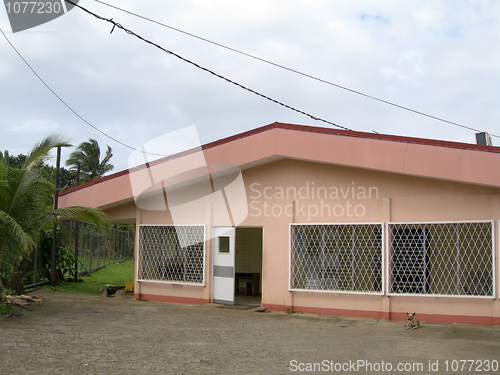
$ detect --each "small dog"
[404,312,420,330]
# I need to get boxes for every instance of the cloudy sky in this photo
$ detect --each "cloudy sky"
[1,0,499,172]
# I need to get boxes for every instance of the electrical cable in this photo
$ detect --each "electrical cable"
[0,27,154,154]
[65,0,352,131]
[93,0,500,139]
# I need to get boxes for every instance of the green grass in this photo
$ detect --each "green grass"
[0,304,14,314]
[39,259,134,296]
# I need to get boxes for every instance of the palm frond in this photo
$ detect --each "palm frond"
[0,210,35,265]
[0,134,70,270]
[53,206,110,231]
[23,134,71,171]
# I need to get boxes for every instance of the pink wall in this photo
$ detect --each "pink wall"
[243,160,500,325]
[132,158,500,325]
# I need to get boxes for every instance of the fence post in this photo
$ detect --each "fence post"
[103,228,106,268]
[74,221,79,281]
[96,229,100,270]
[89,224,94,272]
[119,231,123,260]
[102,230,105,268]
[108,227,111,266]
[81,222,86,272]
[120,231,124,260]
[69,220,72,254]
[34,243,37,286]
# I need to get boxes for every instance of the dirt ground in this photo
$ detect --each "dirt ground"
[1,291,500,374]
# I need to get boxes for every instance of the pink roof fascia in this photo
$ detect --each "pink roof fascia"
[57,122,500,209]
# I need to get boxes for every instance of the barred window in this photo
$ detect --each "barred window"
[290,224,383,293]
[138,225,205,284]
[388,222,493,297]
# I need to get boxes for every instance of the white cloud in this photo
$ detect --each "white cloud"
[0,0,499,172]
[382,50,425,81]
[8,120,59,134]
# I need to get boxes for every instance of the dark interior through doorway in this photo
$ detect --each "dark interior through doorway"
[234,227,263,306]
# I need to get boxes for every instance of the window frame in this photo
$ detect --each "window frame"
[387,220,495,299]
[136,224,206,286]
[289,222,385,295]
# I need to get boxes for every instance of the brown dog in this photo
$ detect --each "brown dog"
[404,312,420,330]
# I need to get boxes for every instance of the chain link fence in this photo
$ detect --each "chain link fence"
[22,221,134,288]
[62,221,134,275]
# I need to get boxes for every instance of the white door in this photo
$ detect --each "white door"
[212,227,235,304]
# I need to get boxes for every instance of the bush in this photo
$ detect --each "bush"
[56,246,76,279]
[0,304,13,315]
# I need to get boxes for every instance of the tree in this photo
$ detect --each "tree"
[43,164,78,191]
[0,151,26,169]
[1,151,78,190]
[0,135,109,292]
[65,139,114,183]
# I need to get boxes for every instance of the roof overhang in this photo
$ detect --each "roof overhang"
[58,122,500,210]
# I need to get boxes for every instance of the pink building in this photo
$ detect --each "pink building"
[59,123,500,325]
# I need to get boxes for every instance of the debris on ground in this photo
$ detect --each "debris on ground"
[5,295,44,306]
[254,307,269,313]
[125,282,134,292]
[114,289,134,299]
[1,295,44,316]
[100,287,133,299]
[100,286,124,297]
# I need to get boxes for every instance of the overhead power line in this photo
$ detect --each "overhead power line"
[93,0,499,139]
[2,5,350,159]
[0,28,135,152]
[65,0,351,131]
[0,27,170,157]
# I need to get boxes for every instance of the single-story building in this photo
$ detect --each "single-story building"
[58,122,500,325]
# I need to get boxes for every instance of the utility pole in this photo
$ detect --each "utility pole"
[51,146,61,287]
[74,163,80,282]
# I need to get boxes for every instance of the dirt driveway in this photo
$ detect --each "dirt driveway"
[1,291,499,374]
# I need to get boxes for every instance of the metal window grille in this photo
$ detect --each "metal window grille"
[290,224,383,293]
[388,221,494,297]
[138,225,205,284]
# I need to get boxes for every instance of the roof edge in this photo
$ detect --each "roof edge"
[59,122,500,196]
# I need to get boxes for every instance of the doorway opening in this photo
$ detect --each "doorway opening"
[234,227,263,307]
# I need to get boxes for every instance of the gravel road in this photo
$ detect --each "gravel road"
[1,290,499,374]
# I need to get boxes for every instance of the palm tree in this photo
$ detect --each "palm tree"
[0,135,109,290]
[66,139,114,183]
